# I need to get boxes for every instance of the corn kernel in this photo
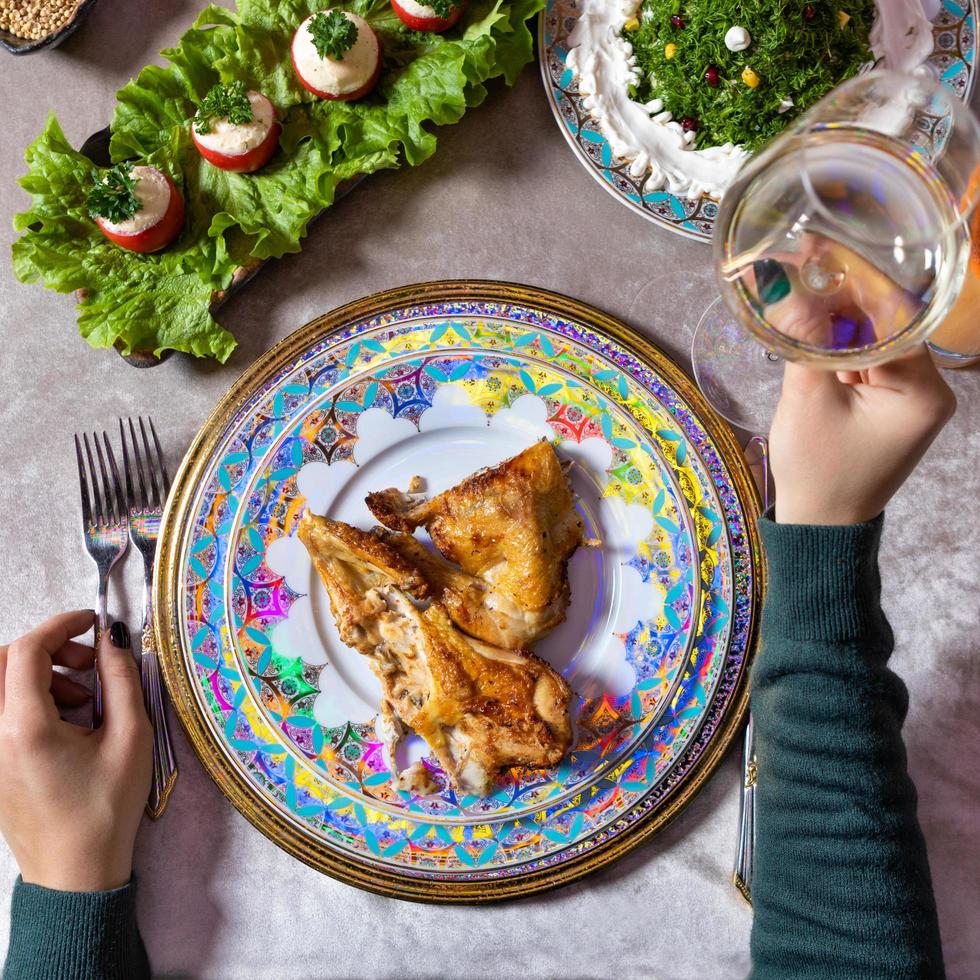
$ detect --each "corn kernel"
[664,42,678,59]
[741,66,760,88]
[623,17,640,31]
[837,10,851,27]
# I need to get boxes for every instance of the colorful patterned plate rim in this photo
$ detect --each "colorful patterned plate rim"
[224,346,705,828]
[155,280,764,903]
[538,0,978,241]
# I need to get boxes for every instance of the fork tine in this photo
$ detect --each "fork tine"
[102,433,125,525]
[93,433,115,524]
[138,417,161,509]
[74,434,93,529]
[83,433,105,526]
[148,417,170,495]
[119,419,136,513]
[119,419,136,510]
[128,417,150,511]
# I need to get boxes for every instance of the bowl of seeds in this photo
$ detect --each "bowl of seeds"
[0,0,99,54]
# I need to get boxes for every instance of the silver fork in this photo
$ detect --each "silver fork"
[74,432,129,729]
[120,417,178,820]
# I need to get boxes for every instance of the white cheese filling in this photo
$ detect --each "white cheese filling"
[194,91,275,156]
[396,0,446,19]
[101,166,170,235]
[292,12,378,96]
[566,0,933,200]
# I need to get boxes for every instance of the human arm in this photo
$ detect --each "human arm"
[749,350,954,979]
[0,612,153,980]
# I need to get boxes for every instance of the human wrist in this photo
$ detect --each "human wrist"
[20,854,133,893]
[774,497,881,526]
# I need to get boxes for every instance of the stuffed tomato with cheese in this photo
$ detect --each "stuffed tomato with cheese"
[191,88,281,173]
[390,0,465,33]
[88,164,184,254]
[291,9,381,101]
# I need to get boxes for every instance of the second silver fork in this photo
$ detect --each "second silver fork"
[120,417,178,820]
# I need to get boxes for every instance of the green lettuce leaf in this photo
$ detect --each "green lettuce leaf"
[13,115,236,361]
[12,0,544,362]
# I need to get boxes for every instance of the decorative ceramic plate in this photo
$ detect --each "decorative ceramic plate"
[539,0,978,241]
[156,281,763,902]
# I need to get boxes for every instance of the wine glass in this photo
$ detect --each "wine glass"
[691,69,980,434]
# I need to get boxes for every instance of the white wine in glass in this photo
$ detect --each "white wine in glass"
[692,70,980,434]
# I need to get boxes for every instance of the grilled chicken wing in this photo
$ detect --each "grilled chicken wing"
[297,512,572,796]
[365,440,585,649]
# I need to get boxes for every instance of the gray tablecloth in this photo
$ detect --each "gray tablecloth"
[1,3,978,977]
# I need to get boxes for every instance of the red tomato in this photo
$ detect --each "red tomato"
[191,94,282,173]
[390,0,465,33]
[95,172,185,254]
[291,24,381,102]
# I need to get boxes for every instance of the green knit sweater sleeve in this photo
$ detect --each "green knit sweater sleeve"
[3,877,149,980]
[749,516,943,980]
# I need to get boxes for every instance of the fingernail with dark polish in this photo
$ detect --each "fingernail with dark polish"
[754,259,792,306]
[109,621,131,649]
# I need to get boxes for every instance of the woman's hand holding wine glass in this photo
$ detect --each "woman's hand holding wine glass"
[769,347,956,526]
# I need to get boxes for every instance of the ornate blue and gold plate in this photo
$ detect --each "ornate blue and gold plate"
[539,0,977,240]
[155,281,763,901]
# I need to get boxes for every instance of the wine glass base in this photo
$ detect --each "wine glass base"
[927,340,980,369]
[692,298,783,434]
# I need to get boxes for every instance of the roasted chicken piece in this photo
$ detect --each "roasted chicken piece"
[373,528,532,651]
[365,440,585,649]
[297,513,572,796]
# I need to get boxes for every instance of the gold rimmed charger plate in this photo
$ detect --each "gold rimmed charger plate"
[154,280,763,902]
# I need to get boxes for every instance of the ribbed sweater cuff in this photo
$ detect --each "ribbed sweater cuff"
[758,513,886,644]
[4,876,148,980]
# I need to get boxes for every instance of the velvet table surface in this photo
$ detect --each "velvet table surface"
[0,3,978,977]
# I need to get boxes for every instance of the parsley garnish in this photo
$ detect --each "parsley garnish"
[86,162,143,224]
[425,0,457,19]
[194,81,253,135]
[308,9,358,60]
[625,0,875,152]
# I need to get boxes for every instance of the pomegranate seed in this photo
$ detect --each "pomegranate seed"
[804,4,815,19]
[681,116,698,132]
[671,14,684,27]
[705,65,719,86]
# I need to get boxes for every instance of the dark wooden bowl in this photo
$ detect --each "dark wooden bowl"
[0,0,99,55]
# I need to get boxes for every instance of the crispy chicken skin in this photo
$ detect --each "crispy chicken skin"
[297,512,572,796]
[299,516,430,602]
[365,441,585,648]
[375,528,539,651]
